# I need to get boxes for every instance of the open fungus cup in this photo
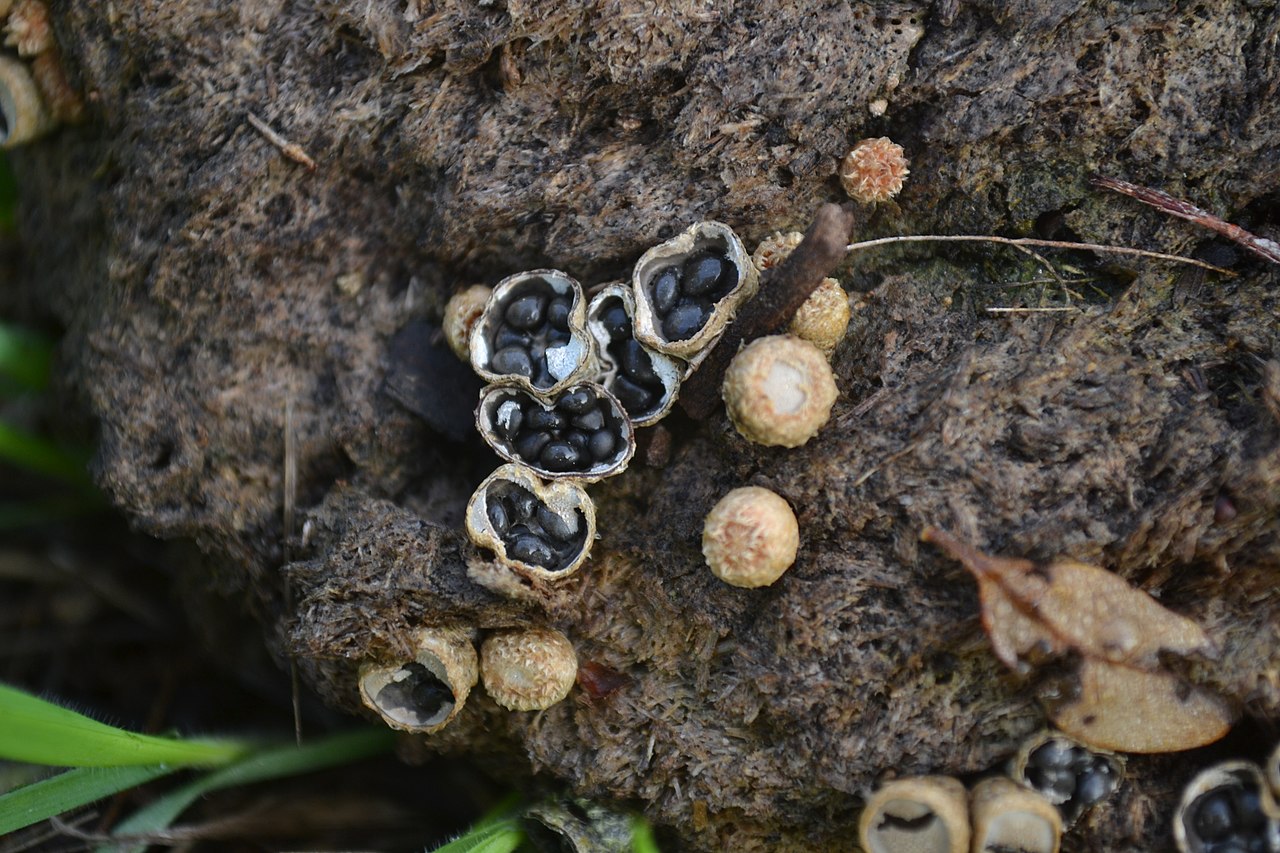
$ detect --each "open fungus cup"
[469,269,594,396]
[1173,761,1280,853]
[585,284,684,426]
[476,382,635,482]
[0,54,54,149]
[858,775,971,853]
[970,776,1062,853]
[1011,730,1123,827]
[357,625,479,734]
[465,463,596,582]
[631,220,759,359]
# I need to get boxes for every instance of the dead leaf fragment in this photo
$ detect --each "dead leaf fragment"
[921,527,1233,753]
[1050,660,1233,753]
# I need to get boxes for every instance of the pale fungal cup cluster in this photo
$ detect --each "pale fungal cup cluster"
[446,220,760,583]
[376,221,761,723]
[859,730,1131,853]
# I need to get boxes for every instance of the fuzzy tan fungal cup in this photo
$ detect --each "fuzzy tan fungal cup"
[751,230,804,273]
[859,775,971,853]
[443,284,492,361]
[722,334,838,447]
[480,626,578,711]
[702,486,799,588]
[0,54,51,148]
[969,777,1062,853]
[788,277,850,356]
[358,626,479,734]
[840,136,909,203]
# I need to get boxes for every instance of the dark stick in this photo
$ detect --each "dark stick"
[679,202,860,419]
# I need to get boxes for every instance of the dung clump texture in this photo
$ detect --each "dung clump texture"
[12,0,1280,850]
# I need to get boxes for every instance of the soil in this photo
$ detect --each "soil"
[8,0,1280,849]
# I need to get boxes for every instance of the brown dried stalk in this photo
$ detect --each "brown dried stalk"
[1092,174,1280,266]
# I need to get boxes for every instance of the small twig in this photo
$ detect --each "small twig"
[246,111,318,171]
[1092,175,1280,266]
[986,306,1081,314]
[679,203,859,419]
[844,234,1234,275]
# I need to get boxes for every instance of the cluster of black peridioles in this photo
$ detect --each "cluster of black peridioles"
[490,387,623,475]
[483,481,586,572]
[1023,738,1118,824]
[647,247,737,342]
[485,280,576,391]
[593,295,669,421]
[1185,781,1276,853]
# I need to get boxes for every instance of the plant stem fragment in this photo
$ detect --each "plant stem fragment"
[1092,174,1280,266]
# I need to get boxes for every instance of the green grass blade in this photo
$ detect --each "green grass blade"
[630,815,660,853]
[0,323,53,392]
[429,795,524,853]
[0,683,250,767]
[0,765,176,835]
[100,729,396,853]
[429,818,525,853]
[0,421,93,487]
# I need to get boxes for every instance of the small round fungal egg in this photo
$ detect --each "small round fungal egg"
[702,486,799,588]
[840,137,909,204]
[722,334,838,447]
[480,626,578,711]
[788,277,850,357]
[443,284,493,361]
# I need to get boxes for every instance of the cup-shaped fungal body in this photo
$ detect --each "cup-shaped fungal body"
[465,463,595,581]
[702,486,799,588]
[751,230,804,275]
[859,775,971,853]
[970,777,1062,853]
[585,284,684,426]
[476,382,635,482]
[788,277,850,357]
[0,54,53,148]
[1173,761,1280,853]
[480,625,578,711]
[632,220,759,359]
[841,136,910,203]
[1012,731,1123,827]
[444,284,493,361]
[722,334,838,448]
[470,270,594,397]
[357,626,479,734]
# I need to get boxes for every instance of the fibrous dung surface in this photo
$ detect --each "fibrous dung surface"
[11,1,1280,849]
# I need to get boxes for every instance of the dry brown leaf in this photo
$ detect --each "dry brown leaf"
[1050,660,1233,753]
[921,526,1234,753]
